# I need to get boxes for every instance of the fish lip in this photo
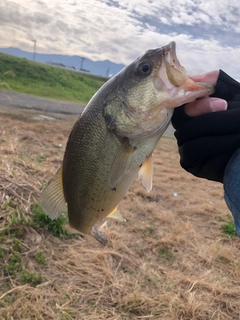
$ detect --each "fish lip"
[161,41,186,74]
[157,42,214,98]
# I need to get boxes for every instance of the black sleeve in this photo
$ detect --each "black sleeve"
[171,70,240,183]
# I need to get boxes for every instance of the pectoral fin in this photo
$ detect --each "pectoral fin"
[39,166,66,219]
[109,138,135,189]
[138,154,153,192]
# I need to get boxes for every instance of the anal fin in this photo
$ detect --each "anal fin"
[107,206,126,222]
[138,153,153,192]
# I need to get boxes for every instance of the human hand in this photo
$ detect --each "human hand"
[184,70,227,117]
[171,70,240,183]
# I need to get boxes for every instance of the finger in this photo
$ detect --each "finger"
[184,97,227,117]
[189,70,220,86]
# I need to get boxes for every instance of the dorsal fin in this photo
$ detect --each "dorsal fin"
[39,166,67,219]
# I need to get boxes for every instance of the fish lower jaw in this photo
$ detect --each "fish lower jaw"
[165,86,213,108]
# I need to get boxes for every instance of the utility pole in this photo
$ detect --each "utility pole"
[80,57,85,70]
[31,39,37,61]
[106,67,110,78]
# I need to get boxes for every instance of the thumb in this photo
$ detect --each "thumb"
[184,97,227,117]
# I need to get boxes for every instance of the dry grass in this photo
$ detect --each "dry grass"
[1,107,240,320]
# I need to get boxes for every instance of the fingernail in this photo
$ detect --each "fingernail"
[209,99,227,112]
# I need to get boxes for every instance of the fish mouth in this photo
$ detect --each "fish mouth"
[161,41,186,74]
[156,41,214,105]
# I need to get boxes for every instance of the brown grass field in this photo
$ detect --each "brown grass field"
[1,106,240,320]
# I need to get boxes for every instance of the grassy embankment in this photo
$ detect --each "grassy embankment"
[0,52,107,103]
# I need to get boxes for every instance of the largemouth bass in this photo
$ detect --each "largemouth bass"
[40,42,213,244]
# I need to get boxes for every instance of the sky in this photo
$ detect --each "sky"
[1,0,240,79]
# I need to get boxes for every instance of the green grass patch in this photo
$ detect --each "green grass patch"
[0,52,107,103]
[31,203,73,239]
[0,247,4,259]
[5,252,22,275]
[35,252,47,265]
[19,270,43,287]
[35,154,46,163]
[158,247,173,262]
[221,221,237,237]
[0,213,45,290]
[12,239,24,252]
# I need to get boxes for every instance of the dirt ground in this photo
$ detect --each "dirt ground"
[1,105,240,320]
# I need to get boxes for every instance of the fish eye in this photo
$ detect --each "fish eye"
[137,61,152,76]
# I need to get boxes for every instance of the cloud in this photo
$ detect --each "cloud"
[1,0,240,80]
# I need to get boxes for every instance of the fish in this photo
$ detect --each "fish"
[39,41,214,244]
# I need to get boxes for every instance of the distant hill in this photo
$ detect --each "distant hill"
[0,47,126,77]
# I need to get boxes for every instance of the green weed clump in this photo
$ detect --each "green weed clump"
[222,221,237,237]
[0,247,4,259]
[31,202,72,239]
[35,154,46,163]
[5,252,22,275]
[13,239,23,252]
[19,270,43,287]
[34,252,47,265]
[158,247,173,263]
